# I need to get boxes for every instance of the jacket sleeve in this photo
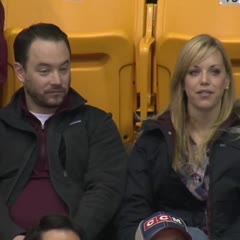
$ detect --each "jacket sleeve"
[220,217,240,240]
[0,194,25,240]
[73,113,127,240]
[0,1,8,87]
[117,133,155,240]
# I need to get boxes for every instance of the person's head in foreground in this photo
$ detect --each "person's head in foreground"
[24,214,84,240]
[135,212,192,240]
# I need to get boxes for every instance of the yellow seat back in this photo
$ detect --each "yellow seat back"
[154,0,240,111]
[2,0,146,143]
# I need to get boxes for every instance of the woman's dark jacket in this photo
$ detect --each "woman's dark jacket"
[0,88,127,240]
[119,110,240,240]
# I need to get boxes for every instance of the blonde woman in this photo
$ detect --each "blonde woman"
[119,34,240,240]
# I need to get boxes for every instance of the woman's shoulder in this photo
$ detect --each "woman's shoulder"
[136,110,175,148]
[141,110,173,132]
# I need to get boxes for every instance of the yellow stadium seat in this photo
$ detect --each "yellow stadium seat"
[1,0,147,143]
[154,0,240,112]
[136,3,156,122]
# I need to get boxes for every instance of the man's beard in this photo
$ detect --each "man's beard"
[24,84,68,110]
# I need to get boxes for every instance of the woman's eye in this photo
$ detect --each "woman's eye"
[188,70,199,76]
[211,69,221,75]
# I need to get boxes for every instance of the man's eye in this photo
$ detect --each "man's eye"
[39,69,49,75]
[60,67,68,72]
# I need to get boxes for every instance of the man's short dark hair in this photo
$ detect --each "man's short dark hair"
[14,22,71,68]
[24,214,84,240]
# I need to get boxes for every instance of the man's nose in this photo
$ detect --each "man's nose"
[51,71,61,85]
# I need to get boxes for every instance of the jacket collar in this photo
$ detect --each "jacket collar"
[140,109,240,147]
[141,110,175,133]
[0,87,87,130]
[18,87,87,115]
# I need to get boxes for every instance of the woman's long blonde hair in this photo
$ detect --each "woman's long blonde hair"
[169,34,235,171]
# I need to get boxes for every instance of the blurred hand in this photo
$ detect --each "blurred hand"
[13,235,25,240]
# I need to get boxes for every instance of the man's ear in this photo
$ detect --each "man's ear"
[13,62,25,83]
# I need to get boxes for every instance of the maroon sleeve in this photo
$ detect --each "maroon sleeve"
[0,1,7,87]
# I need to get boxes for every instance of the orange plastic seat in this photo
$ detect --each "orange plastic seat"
[154,0,240,111]
[136,3,156,122]
[1,0,146,143]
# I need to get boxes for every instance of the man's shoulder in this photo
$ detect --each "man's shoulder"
[76,104,111,120]
[70,89,110,119]
[0,103,18,119]
[70,104,114,133]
